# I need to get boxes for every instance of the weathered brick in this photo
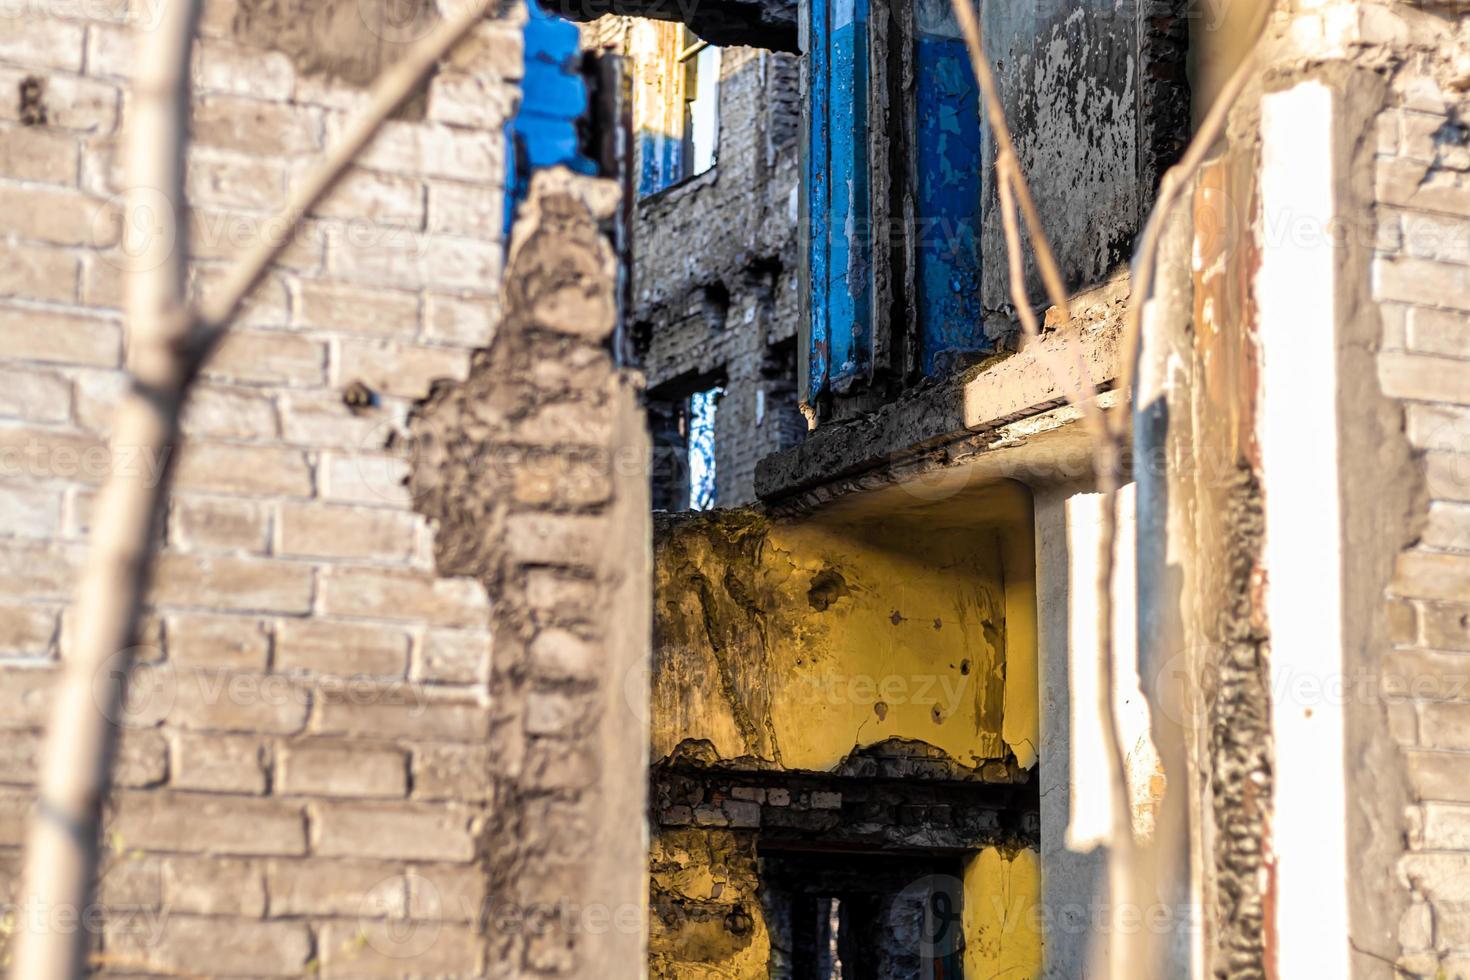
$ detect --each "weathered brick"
[193,41,294,100]
[203,329,326,387]
[415,628,491,684]
[0,17,86,71]
[0,366,70,423]
[427,70,518,130]
[0,602,59,657]
[150,554,313,614]
[278,740,406,798]
[111,791,305,855]
[187,151,288,212]
[339,117,500,182]
[1407,306,1470,359]
[0,125,78,183]
[0,484,62,538]
[0,243,80,305]
[1394,550,1470,603]
[107,915,310,977]
[170,669,310,734]
[0,788,32,845]
[0,184,117,247]
[1423,802,1470,850]
[170,732,267,793]
[173,443,313,498]
[180,385,280,440]
[1378,158,1470,217]
[115,729,168,787]
[1380,352,1470,405]
[276,501,418,563]
[512,451,614,509]
[528,628,599,681]
[0,426,107,481]
[266,858,406,916]
[0,666,56,729]
[0,541,81,601]
[408,863,487,920]
[319,450,412,507]
[310,801,480,861]
[525,690,588,736]
[277,390,391,449]
[1376,256,1470,312]
[1421,700,1470,751]
[318,920,484,977]
[275,617,410,678]
[424,293,499,347]
[505,512,607,569]
[308,167,425,228]
[1425,501,1470,553]
[335,340,471,400]
[326,227,502,291]
[1384,648,1470,701]
[190,207,324,271]
[169,494,271,554]
[293,277,419,337]
[525,571,602,628]
[320,566,488,628]
[1400,209,1470,265]
[427,180,505,238]
[1422,601,1470,651]
[193,95,322,157]
[313,691,490,741]
[1,307,120,367]
[0,68,118,134]
[411,743,492,802]
[161,854,266,916]
[165,614,270,671]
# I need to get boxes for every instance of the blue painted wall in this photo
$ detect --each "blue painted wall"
[504,1,598,235]
[806,0,873,398]
[914,0,985,375]
[806,0,988,395]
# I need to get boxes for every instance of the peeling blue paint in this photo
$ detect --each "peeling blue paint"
[807,0,872,397]
[637,129,683,196]
[504,1,598,234]
[914,0,986,373]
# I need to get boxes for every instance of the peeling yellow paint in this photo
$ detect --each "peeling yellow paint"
[963,845,1044,979]
[652,480,1037,772]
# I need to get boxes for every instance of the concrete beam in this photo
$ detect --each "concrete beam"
[546,0,799,51]
[755,278,1127,503]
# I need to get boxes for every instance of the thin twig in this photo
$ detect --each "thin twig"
[1114,2,1269,432]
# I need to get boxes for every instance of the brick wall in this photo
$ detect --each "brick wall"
[1370,19,1470,975]
[593,18,803,507]
[0,1,647,976]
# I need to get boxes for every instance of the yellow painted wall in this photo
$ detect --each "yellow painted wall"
[651,480,1038,771]
[648,479,1042,977]
[963,846,1044,979]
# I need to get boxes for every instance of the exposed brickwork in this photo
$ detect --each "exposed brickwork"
[589,19,803,506]
[1369,18,1470,974]
[0,2,646,977]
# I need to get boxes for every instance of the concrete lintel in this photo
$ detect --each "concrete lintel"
[755,281,1126,507]
[548,0,798,51]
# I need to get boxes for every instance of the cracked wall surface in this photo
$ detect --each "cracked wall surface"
[646,481,1041,976]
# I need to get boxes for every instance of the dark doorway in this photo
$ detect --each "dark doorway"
[759,850,967,979]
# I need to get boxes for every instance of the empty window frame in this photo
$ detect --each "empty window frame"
[636,23,723,197]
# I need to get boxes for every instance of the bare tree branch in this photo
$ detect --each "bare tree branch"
[11,2,504,977]
[8,0,201,974]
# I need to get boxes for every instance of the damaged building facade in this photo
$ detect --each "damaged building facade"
[580,14,806,509]
[0,0,1468,976]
